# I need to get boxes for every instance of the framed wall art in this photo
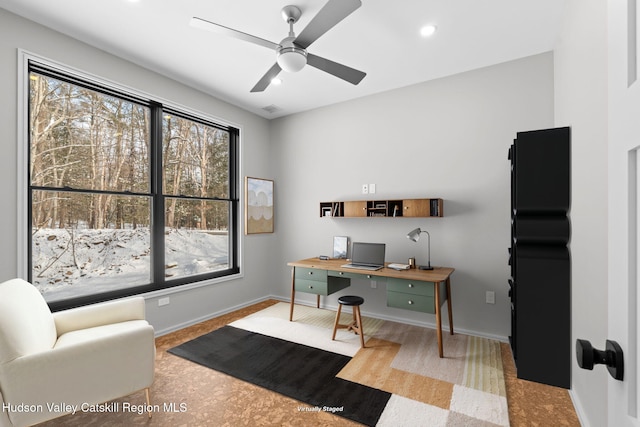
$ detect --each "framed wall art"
[245,177,274,234]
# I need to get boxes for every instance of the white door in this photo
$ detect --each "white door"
[609,1,640,425]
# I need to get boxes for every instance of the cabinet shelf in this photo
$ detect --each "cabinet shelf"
[320,198,443,218]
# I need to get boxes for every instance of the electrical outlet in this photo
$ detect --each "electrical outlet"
[158,297,170,307]
[369,183,376,194]
[485,291,495,304]
[362,184,369,194]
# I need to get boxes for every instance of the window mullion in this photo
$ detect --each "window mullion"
[150,102,165,285]
[229,129,239,270]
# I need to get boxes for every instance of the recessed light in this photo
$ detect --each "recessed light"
[271,78,282,86]
[420,25,437,38]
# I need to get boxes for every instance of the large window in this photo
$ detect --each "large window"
[27,60,239,310]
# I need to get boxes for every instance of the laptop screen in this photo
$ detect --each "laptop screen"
[351,242,386,266]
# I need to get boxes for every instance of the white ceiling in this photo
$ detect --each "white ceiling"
[0,0,567,119]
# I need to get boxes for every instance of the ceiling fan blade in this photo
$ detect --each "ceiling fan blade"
[190,17,280,51]
[294,0,362,49]
[306,53,366,85]
[250,63,283,93]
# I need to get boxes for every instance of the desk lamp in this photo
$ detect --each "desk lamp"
[407,227,433,270]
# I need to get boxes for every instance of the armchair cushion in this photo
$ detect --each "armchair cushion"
[53,296,146,336]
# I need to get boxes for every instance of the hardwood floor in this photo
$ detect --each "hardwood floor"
[501,344,580,426]
[39,299,581,426]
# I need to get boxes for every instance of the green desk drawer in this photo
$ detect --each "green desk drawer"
[294,267,350,296]
[387,277,434,297]
[295,267,327,282]
[387,291,435,314]
[329,270,385,283]
[329,270,362,280]
[295,279,329,295]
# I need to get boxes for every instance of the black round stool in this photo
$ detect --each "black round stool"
[332,295,365,348]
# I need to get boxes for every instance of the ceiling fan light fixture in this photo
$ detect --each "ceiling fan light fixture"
[277,46,307,73]
[420,24,437,38]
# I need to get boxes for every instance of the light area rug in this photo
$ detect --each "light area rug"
[230,301,384,356]
[230,302,509,427]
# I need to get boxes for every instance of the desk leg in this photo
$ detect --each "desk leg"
[316,295,320,308]
[435,281,444,358]
[446,277,454,335]
[289,267,295,321]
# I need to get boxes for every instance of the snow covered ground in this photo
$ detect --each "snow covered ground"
[32,227,229,301]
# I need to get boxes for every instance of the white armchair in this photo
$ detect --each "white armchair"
[0,279,155,427]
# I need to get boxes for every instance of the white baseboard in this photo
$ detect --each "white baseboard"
[568,389,589,427]
[154,294,509,343]
[152,295,271,337]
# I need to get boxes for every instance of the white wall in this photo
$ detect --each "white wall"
[554,0,608,425]
[269,53,555,339]
[0,8,276,335]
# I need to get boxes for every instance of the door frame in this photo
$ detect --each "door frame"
[609,1,640,425]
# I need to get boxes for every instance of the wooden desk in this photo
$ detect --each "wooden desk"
[287,258,455,357]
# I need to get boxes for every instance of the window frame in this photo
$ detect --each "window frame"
[19,51,242,311]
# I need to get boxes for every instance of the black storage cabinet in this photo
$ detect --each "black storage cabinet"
[508,127,571,389]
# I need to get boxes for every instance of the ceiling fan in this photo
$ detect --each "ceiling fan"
[190,0,367,93]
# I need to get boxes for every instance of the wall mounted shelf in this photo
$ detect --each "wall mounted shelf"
[320,198,443,218]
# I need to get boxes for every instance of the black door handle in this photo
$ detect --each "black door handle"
[576,339,624,381]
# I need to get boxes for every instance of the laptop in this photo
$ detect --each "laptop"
[341,242,386,271]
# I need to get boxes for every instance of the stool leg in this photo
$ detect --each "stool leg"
[332,303,343,340]
[354,306,365,348]
[351,309,358,332]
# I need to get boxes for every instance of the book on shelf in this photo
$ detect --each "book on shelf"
[430,199,439,216]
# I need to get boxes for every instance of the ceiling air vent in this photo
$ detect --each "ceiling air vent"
[262,104,282,114]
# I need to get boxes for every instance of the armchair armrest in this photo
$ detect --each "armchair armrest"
[53,297,146,336]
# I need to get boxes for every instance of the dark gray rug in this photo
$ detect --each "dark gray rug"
[168,325,391,426]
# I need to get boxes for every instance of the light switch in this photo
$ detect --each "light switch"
[485,291,495,304]
[369,184,376,194]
